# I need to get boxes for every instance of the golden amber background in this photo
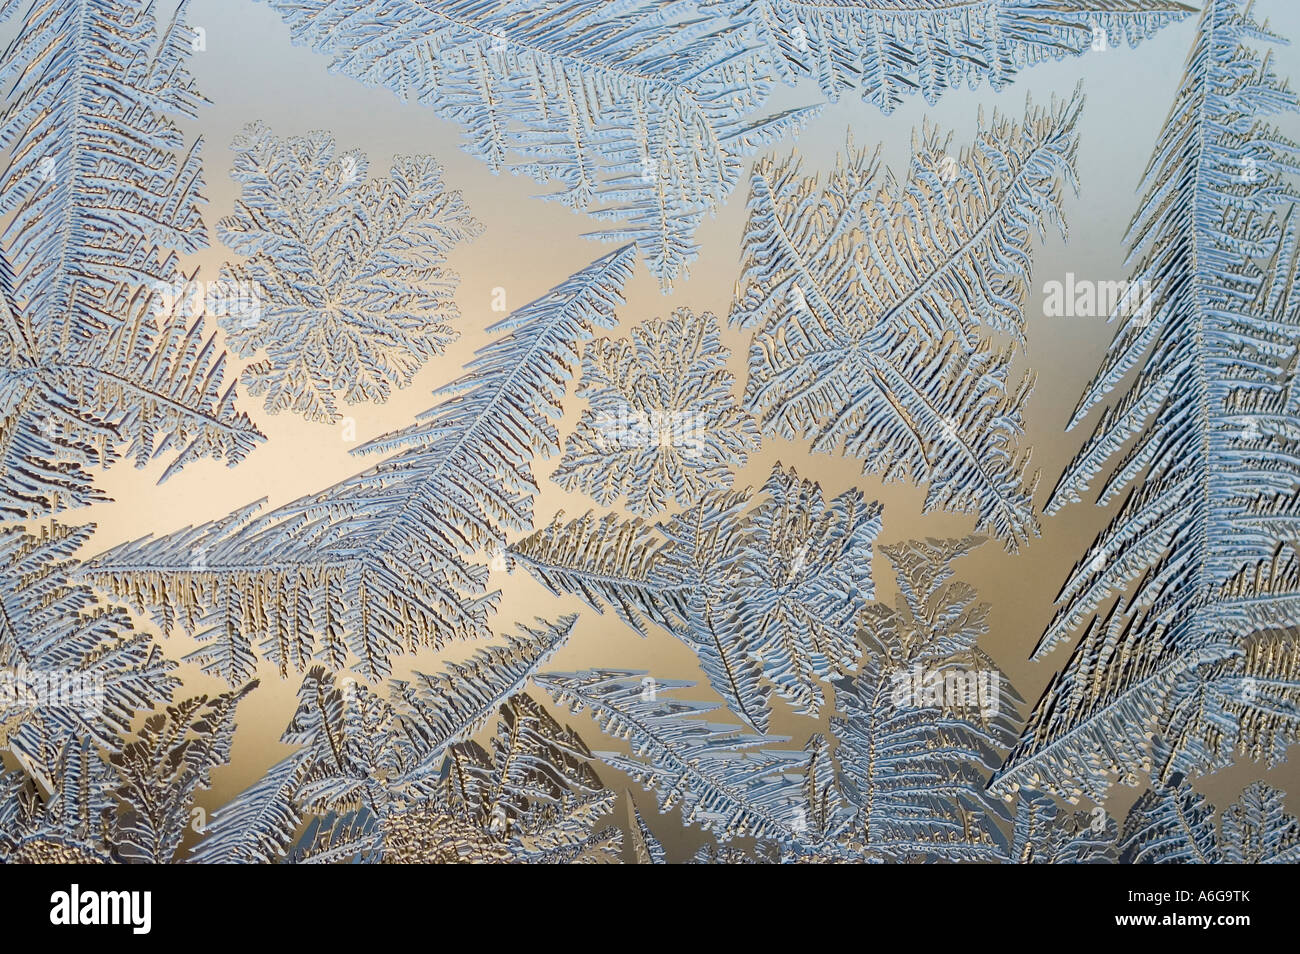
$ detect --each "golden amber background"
[18,0,1296,859]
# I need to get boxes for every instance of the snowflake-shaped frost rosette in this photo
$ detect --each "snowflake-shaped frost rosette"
[217,123,482,422]
[553,309,759,515]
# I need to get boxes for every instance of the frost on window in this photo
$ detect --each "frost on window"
[217,123,483,422]
[553,308,759,515]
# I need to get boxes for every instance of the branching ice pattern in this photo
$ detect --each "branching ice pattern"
[514,466,881,730]
[523,535,1059,863]
[0,523,176,768]
[0,489,253,866]
[715,0,1192,112]
[536,669,811,846]
[1005,789,1118,864]
[994,0,1300,804]
[5,0,1295,867]
[81,249,636,682]
[825,535,1019,861]
[552,309,759,515]
[190,624,619,864]
[1120,779,1300,863]
[0,0,262,519]
[218,123,482,423]
[1,681,255,864]
[730,92,1085,549]
[255,0,1186,288]
[732,468,880,716]
[257,0,817,289]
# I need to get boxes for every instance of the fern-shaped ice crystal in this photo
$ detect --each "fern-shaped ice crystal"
[995,0,1300,804]
[0,0,262,518]
[257,0,817,289]
[720,0,1192,113]
[514,467,881,730]
[0,523,176,766]
[192,636,616,864]
[82,250,636,682]
[730,92,1086,549]
[1121,779,1300,863]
